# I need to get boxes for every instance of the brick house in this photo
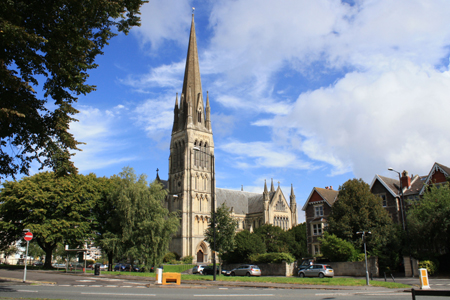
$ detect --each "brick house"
[302,186,338,255]
[302,162,449,256]
[370,162,450,228]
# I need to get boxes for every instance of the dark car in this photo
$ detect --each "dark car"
[114,263,126,271]
[32,261,44,267]
[202,266,220,275]
[124,264,139,272]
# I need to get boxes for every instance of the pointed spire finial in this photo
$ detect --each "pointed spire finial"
[270,178,275,192]
[291,183,295,195]
[264,179,268,193]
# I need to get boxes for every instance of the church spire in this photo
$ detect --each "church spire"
[270,178,275,192]
[181,13,203,126]
[205,91,211,131]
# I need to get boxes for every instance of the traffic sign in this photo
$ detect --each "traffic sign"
[24,232,33,241]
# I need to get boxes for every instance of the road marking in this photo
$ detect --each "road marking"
[82,292,155,296]
[77,280,95,282]
[194,295,274,297]
[17,290,38,293]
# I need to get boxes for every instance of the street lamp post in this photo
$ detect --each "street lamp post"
[388,168,406,231]
[388,167,414,277]
[356,231,371,286]
[193,146,216,281]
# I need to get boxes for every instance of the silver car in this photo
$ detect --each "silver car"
[298,264,334,278]
[230,265,261,277]
[192,264,207,274]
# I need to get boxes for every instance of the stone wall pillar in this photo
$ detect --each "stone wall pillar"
[404,256,419,277]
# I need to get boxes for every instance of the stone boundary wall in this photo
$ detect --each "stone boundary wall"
[328,256,379,277]
[223,262,296,276]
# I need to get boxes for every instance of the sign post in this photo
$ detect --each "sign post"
[23,232,33,282]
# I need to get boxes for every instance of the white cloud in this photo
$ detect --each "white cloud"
[221,140,312,170]
[70,106,136,172]
[133,0,192,49]
[128,0,450,182]
[133,95,175,140]
[121,62,185,92]
[272,61,450,180]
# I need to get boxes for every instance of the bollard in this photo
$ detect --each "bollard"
[156,267,163,285]
[419,268,430,289]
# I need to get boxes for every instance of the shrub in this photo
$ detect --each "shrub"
[163,252,179,263]
[319,232,360,262]
[249,252,295,264]
[419,260,438,275]
[181,256,193,264]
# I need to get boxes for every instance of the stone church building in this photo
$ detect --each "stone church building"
[160,14,298,263]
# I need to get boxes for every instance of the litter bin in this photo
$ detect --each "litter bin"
[94,264,100,276]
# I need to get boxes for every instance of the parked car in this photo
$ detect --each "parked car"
[230,265,261,277]
[221,269,231,276]
[193,264,207,274]
[114,263,126,271]
[124,264,139,272]
[32,261,44,267]
[298,264,334,278]
[202,266,220,275]
[93,263,108,270]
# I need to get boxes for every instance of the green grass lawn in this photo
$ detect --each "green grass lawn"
[179,274,410,288]
[93,270,409,289]
[0,264,409,289]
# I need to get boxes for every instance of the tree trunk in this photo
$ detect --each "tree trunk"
[108,252,114,271]
[44,247,53,269]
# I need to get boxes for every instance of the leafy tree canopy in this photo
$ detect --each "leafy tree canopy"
[407,183,450,259]
[327,178,396,255]
[0,171,103,268]
[283,223,308,260]
[222,230,266,263]
[0,0,146,180]
[254,224,289,253]
[319,232,359,262]
[102,167,179,269]
[204,203,238,258]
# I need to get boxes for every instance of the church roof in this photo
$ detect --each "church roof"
[216,188,261,215]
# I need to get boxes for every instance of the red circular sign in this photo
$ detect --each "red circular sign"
[24,232,33,241]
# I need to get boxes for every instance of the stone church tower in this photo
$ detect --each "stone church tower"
[167,13,214,262]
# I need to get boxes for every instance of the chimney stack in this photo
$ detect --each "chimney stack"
[401,170,411,189]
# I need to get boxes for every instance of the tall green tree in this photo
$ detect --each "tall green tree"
[222,230,266,263]
[254,224,289,253]
[283,223,308,260]
[91,176,122,271]
[0,172,102,268]
[102,167,179,269]
[0,0,146,180]
[407,183,450,258]
[204,203,238,259]
[326,179,396,255]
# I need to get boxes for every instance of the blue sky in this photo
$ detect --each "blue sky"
[34,0,450,223]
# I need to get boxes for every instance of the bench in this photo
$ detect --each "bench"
[411,289,450,299]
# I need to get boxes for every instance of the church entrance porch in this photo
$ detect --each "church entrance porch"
[196,250,204,263]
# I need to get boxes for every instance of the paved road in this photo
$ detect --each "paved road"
[0,269,448,300]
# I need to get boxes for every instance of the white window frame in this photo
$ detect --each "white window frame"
[314,205,324,217]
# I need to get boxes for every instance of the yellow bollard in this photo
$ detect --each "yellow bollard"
[419,268,430,289]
